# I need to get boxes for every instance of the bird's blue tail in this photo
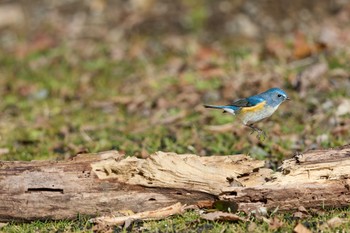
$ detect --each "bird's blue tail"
[203,104,238,114]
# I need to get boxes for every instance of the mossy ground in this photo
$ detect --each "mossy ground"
[3,208,350,232]
[1,41,349,232]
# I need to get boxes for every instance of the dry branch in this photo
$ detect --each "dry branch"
[0,145,350,222]
[90,202,185,226]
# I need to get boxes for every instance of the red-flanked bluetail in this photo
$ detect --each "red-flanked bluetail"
[204,88,289,139]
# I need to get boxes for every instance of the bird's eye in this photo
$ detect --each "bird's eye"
[277,94,282,98]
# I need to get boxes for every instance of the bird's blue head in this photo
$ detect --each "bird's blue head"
[261,88,289,107]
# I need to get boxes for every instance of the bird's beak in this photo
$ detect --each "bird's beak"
[286,97,291,101]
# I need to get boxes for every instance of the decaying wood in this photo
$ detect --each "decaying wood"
[221,145,350,212]
[0,151,215,222]
[91,152,268,195]
[0,145,350,222]
[90,202,185,226]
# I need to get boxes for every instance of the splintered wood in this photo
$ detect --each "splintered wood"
[0,151,214,222]
[91,152,267,195]
[0,145,349,221]
[221,146,350,212]
[90,202,185,226]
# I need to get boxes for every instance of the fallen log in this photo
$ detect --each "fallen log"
[0,145,349,222]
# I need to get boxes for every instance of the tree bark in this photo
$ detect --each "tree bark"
[0,145,349,222]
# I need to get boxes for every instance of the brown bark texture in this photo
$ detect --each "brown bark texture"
[0,145,349,222]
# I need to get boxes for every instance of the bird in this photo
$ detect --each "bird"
[204,87,289,139]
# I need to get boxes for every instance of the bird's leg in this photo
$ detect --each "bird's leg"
[247,124,267,140]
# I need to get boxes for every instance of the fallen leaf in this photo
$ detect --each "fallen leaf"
[90,202,184,226]
[294,223,312,233]
[247,222,257,232]
[0,148,9,155]
[198,64,226,78]
[292,31,327,60]
[332,122,350,136]
[195,46,221,64]
[166,57,186,75]
[268,217,284,230]
[184,200,214,210]
[201,211,245,222]
[16,35,56,58]
[196,200,215,209]
[92,224,114,233]
[264,36,290,59]
[293,211,304,219]
[326,216,346,228]
[298,206,309,214]
[336,99,350,116]
[293,32,313,59]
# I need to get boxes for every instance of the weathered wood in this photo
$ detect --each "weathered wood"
[0,145,350,222]
[0,151,216,222]
[221,145,350,212]
[91,152,267,195]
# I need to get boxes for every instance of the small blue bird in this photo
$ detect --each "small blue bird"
[204,88,289,138]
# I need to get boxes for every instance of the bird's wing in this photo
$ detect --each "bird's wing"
[230,95,265,107]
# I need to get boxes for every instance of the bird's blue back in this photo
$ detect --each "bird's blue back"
[204,87,288,114]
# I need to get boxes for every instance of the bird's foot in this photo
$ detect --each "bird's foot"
[248,125,267,141]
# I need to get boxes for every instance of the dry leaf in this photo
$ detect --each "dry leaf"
[201,211,245,222]
[332,122,350,136]
[196,200,215,209]
[16,35,56,58]
[336,99,350,116]
[247,222,257,232]
[90,202,184,226]
[195,46,221,64]
[198,65,226,78]
[293,32,313,59]
[298,206,309,214]
[264,36,289,59]
[293,211,304,219]
[268,217,284,230]
[326,217,346,228]
[294,223,312,233]
[185,200,214,210]
[292,32,326,60]
[0,148,9,155]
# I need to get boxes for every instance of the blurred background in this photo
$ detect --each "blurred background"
[0,0,349,167]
